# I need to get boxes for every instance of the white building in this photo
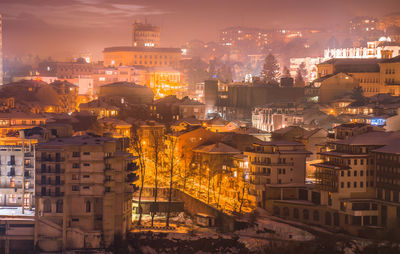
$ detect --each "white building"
[252,104,304,133]
[289,57,325,82]
[324,37,400,60]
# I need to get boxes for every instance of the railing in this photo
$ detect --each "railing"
[37,157,65,162]
[36,169,65,174]
[250,161,294,166]
[36,192,64,197]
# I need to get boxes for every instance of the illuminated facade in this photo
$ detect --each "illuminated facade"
[92,66,147,92]
[0,141,35,209]
[0,112,46,138]
[132,21,160,47]
[103,47,181,69]
[324,38,400,60]
[146,67,184,99]
[289,57,324,83]
[252,104,303,133]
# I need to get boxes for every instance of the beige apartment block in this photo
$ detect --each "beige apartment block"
[34,136,135,252]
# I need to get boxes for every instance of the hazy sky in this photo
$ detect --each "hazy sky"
[1,0,400,60]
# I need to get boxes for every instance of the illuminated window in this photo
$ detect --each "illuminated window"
[8,194,17,203]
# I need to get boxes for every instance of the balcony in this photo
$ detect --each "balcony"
[7,161,16,166]
[37,157,65,162]
[36,169,65,174]
[24,152,34,157]
[37,192,64,197]
[250,161,294,166]
[250,172,271,176]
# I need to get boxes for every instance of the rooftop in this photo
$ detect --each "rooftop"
[38,135,115,147]
[333,131,400,146]
[104,46,181,53]
[193,142,240,154]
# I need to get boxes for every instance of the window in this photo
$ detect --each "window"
[341,182,344,188]
[72,185,79,191]
[72,152,80,157]
[83,163,90,166]
[313,210,319,221]
[72,174,79,180]
[347,182,350,188]
[341,171,344,177]
[83,175,90,178]
[83,152,90,155]
[347,171,351,177]
[105,187,111,192]
[43,199,51,213]
[56,200,63,213]
[293,208,299,219]
[360,182,364,188]
[354,159,357,165]
[86,201,91,213]
[360,170,364,176]
[354,182,357,188]
[354,170,357,176]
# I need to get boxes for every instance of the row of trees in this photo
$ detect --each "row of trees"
[130,127,252,228]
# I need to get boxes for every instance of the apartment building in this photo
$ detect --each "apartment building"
[245,140,311,208]
[34,136,136,252]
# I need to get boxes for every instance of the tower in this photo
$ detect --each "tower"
[132,20,160,47]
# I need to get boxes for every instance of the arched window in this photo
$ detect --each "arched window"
[86,201,91,213]
[303,209,309,220]
[44,199,52,213]
[56,200,63,213]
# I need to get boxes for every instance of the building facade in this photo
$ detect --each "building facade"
[103,47,181,69]
[34,136,135,252]
[245,140,311,208]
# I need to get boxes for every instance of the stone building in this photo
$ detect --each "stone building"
[34,136,135,252]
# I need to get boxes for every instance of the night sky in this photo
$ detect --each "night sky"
[1,0,400,59]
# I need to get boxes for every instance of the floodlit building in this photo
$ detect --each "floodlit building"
[252,103,303,133]
[289,57,324,83]
[103,47,181,69]
[0,112,46,138]
[34,136,136,251]
[324,37,400,60]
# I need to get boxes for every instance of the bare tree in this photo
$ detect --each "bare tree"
[130,129,146,226]
[164,134,179,227]
[148,128,164,227]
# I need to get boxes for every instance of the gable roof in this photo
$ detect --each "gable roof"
[193,142,240,154]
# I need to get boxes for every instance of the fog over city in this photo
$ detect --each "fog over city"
[1,1,400,253]
[1,0,400,58]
